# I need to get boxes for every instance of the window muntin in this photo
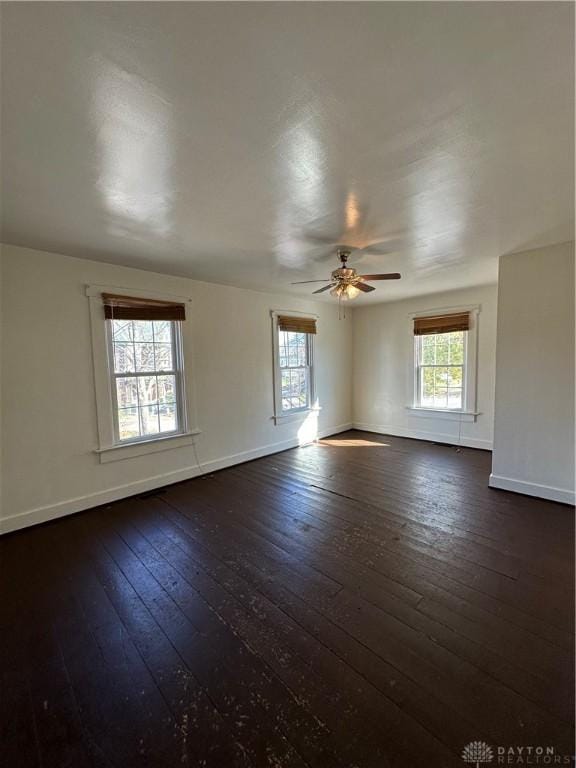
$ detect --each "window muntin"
[278,330,312,413]
[415,330,466,410]
[108,319,185,442]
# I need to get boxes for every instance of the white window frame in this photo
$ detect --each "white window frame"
[271,310,319,424]
[406,305,480,422]
[87,285,200,463]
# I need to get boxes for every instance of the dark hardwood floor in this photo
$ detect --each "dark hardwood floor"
[1,430,574,767]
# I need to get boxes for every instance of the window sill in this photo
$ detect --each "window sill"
[406,407,479,422]
[273,406,321,425]
[95,429,201,464]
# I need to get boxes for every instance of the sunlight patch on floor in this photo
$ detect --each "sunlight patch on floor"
[320,437,390,447]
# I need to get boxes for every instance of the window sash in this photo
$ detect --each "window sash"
[415,332,467,410]
[278,330,313,413]
[281,365,311,413]
[106,320,186,444]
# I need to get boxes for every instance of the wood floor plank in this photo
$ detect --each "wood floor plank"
[156,488,573,751]
[168,467,573,691]
[128,496,462,766]
[1,430,573,767]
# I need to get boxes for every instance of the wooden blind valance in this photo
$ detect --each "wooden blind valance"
[102,294,186,321]
[413,312,469,336]
[277,315,317,335]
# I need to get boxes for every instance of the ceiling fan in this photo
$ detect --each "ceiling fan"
[292,247,401,301]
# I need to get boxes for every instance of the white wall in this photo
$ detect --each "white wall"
[2,239,571,533]
[352,284,498,450]
[0,247,3,520]
[0,244,352,532]
[490,241,575,504]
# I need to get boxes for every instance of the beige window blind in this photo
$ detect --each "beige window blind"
[277,315,317,334]
[102,294,186,321]
[413,312,469,336]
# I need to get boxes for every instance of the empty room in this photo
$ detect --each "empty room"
[0,2,574,767]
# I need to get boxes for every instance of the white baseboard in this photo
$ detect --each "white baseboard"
[0,423,353,535]
[489,473,575,505]
[352,422,493,451]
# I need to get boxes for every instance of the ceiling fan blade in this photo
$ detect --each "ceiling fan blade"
[291,279,331,284]
[359,273,401,280]
[312,284,334,294]
[355,282,376,293]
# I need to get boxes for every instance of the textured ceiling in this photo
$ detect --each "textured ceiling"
[1,2,574,303]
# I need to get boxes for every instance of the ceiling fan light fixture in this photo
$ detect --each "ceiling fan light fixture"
[330,283,361,300]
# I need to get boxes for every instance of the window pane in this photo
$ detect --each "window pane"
[135,342,155,372]
[279,330,308,368]
[116,377,138,408]
[138,376,158,405]
[114,342,135,373]
[448,366,463,387]
[159,402,177,432]
[421,338,435,365]
[288,339,300,367]
[421,367,435,406]
[153,321,171,342]
[141,404,160,435]
[281,368,307,411]
[433,392,448,408]
[113,320,133,341]
[448,388,463,409]
[118,407,140,440]
[133,321,154,342]
[293,369,308,408]
[435,336,449,364]
[432,367,447,407]
[281,370,291,409]
[449,332,464,364]
[297,338,307,366]
[287,348,296,367]
[157,375,176,404]
[435,366,449,385]
[155,343,173,371]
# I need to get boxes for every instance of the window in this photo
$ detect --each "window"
[409,307,480,421]
[278,330,312,412]
[87,286,199,463]
[272,313,316,422]
[107,319,185,442]
[415,330,465,409]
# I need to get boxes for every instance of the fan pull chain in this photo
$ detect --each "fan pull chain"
[338,295,347,320]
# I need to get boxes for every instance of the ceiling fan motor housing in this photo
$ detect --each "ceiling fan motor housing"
[332,266,359,283]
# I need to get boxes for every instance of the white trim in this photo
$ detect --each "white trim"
[271,310,317,422]
[0,423,353,535]
[96,429,202,463]
[406,407,479,422]
[85,284,193,303]
[273,405,322,425]
[407,303,481,320]
[353,421,492,451]
[270,309,320,319]
[86,283,200,454]
[408,304,480,416]
[488,474,575,505]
